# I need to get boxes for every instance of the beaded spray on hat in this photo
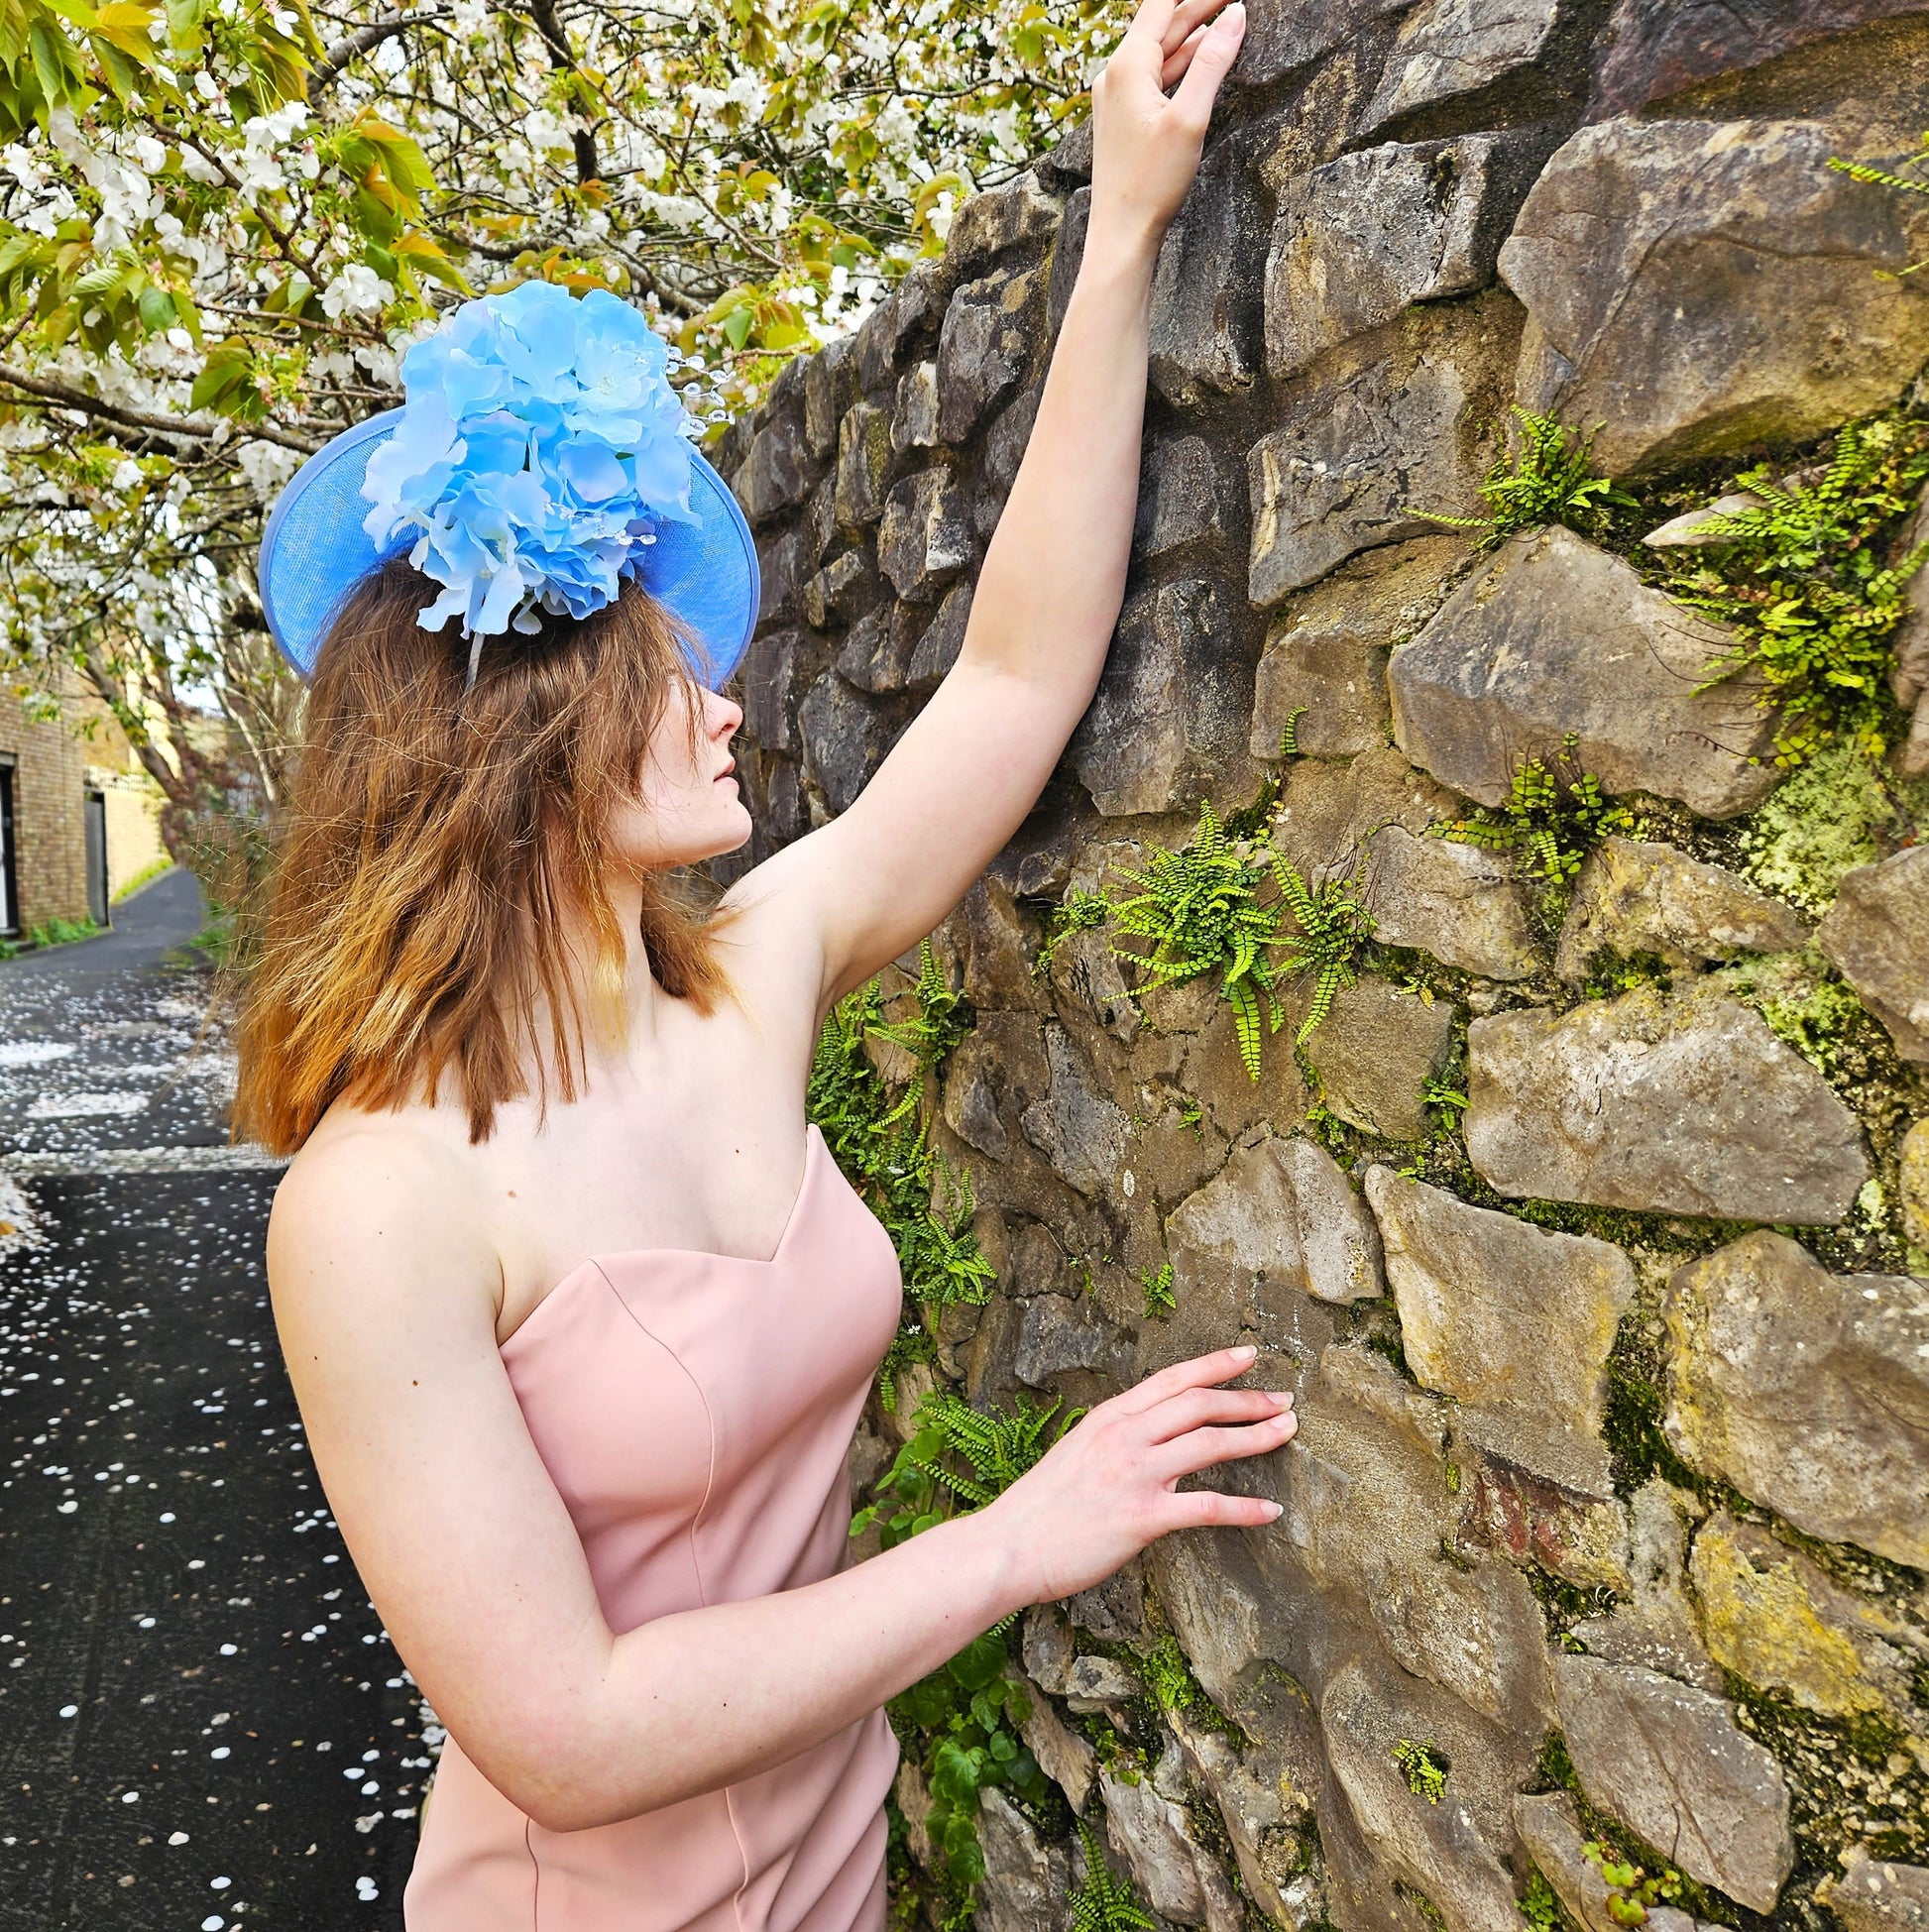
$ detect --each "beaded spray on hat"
[257,282,759,690]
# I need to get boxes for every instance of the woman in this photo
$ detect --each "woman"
[240,2,1296,1927]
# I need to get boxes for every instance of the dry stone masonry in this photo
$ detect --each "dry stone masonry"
[709,4,1929,1927]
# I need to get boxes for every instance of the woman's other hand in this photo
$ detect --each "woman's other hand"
[1088,0,1248,249]
[979,1344,1294,1606]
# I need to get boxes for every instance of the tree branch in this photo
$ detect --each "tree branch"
[0,366,324,455]
[309,7,450,103]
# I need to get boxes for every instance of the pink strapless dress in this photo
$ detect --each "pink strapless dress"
[404,1122,905,1932]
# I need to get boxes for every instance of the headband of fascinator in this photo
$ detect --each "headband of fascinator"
[259,282,758,690]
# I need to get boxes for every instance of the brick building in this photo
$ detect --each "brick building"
[0,672,170,939]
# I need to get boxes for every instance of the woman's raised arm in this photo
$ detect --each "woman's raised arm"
[726,0,1247,1010]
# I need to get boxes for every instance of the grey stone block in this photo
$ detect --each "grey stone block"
[1816,847,1929,1063]
[1554,837,1810,980]
[1067,579,1252,816]
[1389,525,1779,819]
[877,466,974,602]
[1498,116,1929,476]
[936,267,1041,445]
[1266,131,1548,378]
[1664,1231,1929,1567]
[1551,1652,1793,1914]
[1465,983,1871,1223]
[1366,1166,1636,1493]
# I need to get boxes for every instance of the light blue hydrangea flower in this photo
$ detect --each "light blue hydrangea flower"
[360,282,699,648]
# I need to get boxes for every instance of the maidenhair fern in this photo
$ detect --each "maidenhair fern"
[1828,136,1929,281]
[1664,411,1929,765]
[1421,406,1637,549]
[807,939,994,1406]
[851,1385,1085,1550]
[1393,1738,1448,1803]
[1433,732,1636,924]
[851,1388,1073,1915]
[1274,859,1374,1048]
[1070,1815,1157,1932]
[1034,886,1110,977]
[1139,1261,1176,1319]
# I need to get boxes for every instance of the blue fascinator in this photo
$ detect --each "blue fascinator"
[258,282,758,689]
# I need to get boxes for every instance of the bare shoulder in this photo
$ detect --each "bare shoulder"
[267,1101,498,1329]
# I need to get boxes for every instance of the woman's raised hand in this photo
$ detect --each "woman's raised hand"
[1087,0,1248,247]
[979,1344,1295,1608]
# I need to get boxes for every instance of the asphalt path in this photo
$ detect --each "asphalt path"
[0,870,430,1930]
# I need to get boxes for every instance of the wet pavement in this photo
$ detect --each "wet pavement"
[0,870,430,1930]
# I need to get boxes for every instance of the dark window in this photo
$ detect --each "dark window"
[0,760,15,936]
[84,787,109,929]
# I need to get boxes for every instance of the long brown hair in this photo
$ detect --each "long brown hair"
[232,556,734,1154]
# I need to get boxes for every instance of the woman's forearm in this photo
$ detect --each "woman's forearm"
[494,1503,1033,1832]
[956,214,1162,701]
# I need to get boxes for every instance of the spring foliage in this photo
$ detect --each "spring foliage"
[1433,731,1637,923]
[1069,1816,1157,1932]
[1665,411,1929,766]
[1422,407,1637,550]
[807,938,995,1361]
[0,0,1126,816]
[851,1381,1079,1917]
[1098,800,1375,1080]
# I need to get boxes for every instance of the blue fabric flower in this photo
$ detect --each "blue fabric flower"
[360,283,700,643]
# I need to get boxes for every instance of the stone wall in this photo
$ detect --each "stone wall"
[711,6,1929,1929]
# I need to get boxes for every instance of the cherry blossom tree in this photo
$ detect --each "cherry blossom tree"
[0,0,1120,848]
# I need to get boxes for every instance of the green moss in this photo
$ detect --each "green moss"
[1736,738,1929,913]
[1601,1308,1706,1501]
[1723,1670,1929,1871]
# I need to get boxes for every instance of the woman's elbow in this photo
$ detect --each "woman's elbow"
[485,1743,683,1833]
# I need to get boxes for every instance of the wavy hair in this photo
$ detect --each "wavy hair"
[232,555,734,1154]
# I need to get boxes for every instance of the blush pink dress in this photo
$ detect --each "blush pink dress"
[404,1122,906,1932]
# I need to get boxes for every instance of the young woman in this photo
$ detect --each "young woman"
[240,3,1296,1927]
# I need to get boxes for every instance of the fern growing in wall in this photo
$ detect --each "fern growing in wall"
[1432,731,1637,923]
[807,939,995,1402]
[1665,411,1929,765]
[1069,1816,1157,1932]
[1419,406,1637,549]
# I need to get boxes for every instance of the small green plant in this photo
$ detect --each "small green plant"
[111,856,173,902]
[1421,407,1637,549]
[1139,1260,1176,1319]
[1666,411,1929,765]
[1519,1868,1569,1931]
[1433,732,1636,924]
[808,943,995,1405]
[1034,886,1109,977]
[1581,1839,1683,1927]
[1828,136,1929,279]
[1275,858,1374,1051]
[1393,1738,1448,1803]
[851,1384,1084,1551]
[1279,705,1307,757]
[33,914,103,948]
[1174,1097,1204,1140]
[1069,1814,1157,1932]
[1421,1078,1469,1134]
[893,1633,1050,1892]
[1105,800,1294,1080]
